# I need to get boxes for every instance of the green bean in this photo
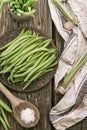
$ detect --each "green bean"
[23,68,54,90]
[14,47,48,66]
[0,99,12,113]
[0,56,24,74]
[16,9,25,14]
[24,0,27,3]
[8,37,36,59]
[47,60,58,68]
[0,116,8,130]
[21,10,36,16]
[1,31,30,54]
[0,36,41,63]
[38,39,52,48]
[63,51,87,88]
[26,49,47,62]
[24,72,45,89]
[0,107,10,128]
[15,0,20,5]
[36,60,58,74]
[9,37,43,63]
[0,29,57,90]
[24,0,38,7]
[26,52,41,62]
[26,52,50,70]
[8,69,15,82]
[13,62,27,70]
[53,0,78,25]
[0,48,49,73]
[22,3,29,11]
[66,51,87,75]
[0,37,30,62]
[0,29,25,51]
[14,52,49,78]
[11,77,23,83]
[17,52,44,72]
[24,53,56,82]
[1,0,37,18]
[1,30,31,53]
[15,41,43,66]
[19,0,23,5]
[1,36,30,55]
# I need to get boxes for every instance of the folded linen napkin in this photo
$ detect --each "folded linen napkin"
[48,0,87,129]
[68,0,87,38]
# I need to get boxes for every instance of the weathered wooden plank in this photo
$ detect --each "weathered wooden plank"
[51,23,64,107]
[81,118,87,130]
[67,122,81,130]
[0,3,18,36]
[0,0,52,130]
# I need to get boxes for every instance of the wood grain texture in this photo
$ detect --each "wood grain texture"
[0,1,52,130]
[0,0,86,130]
[81,118,87,130]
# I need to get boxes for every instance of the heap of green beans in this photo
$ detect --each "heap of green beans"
[0,0,38,18]
[0,99,12,130]
[0,29,57,90]
[9,0,38,17]
[53,0,78,25]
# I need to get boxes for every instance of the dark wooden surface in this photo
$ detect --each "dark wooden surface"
[0,0,87,130]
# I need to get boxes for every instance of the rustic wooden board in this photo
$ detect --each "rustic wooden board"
[0,1,86,130]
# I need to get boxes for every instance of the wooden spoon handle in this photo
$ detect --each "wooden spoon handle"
[0,82,20,106]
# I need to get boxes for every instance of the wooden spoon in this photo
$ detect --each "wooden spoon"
[0,82,40,128]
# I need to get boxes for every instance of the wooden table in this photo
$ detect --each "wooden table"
[0,0,87,130]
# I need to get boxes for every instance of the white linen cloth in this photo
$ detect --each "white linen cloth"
[48,0,87,129]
